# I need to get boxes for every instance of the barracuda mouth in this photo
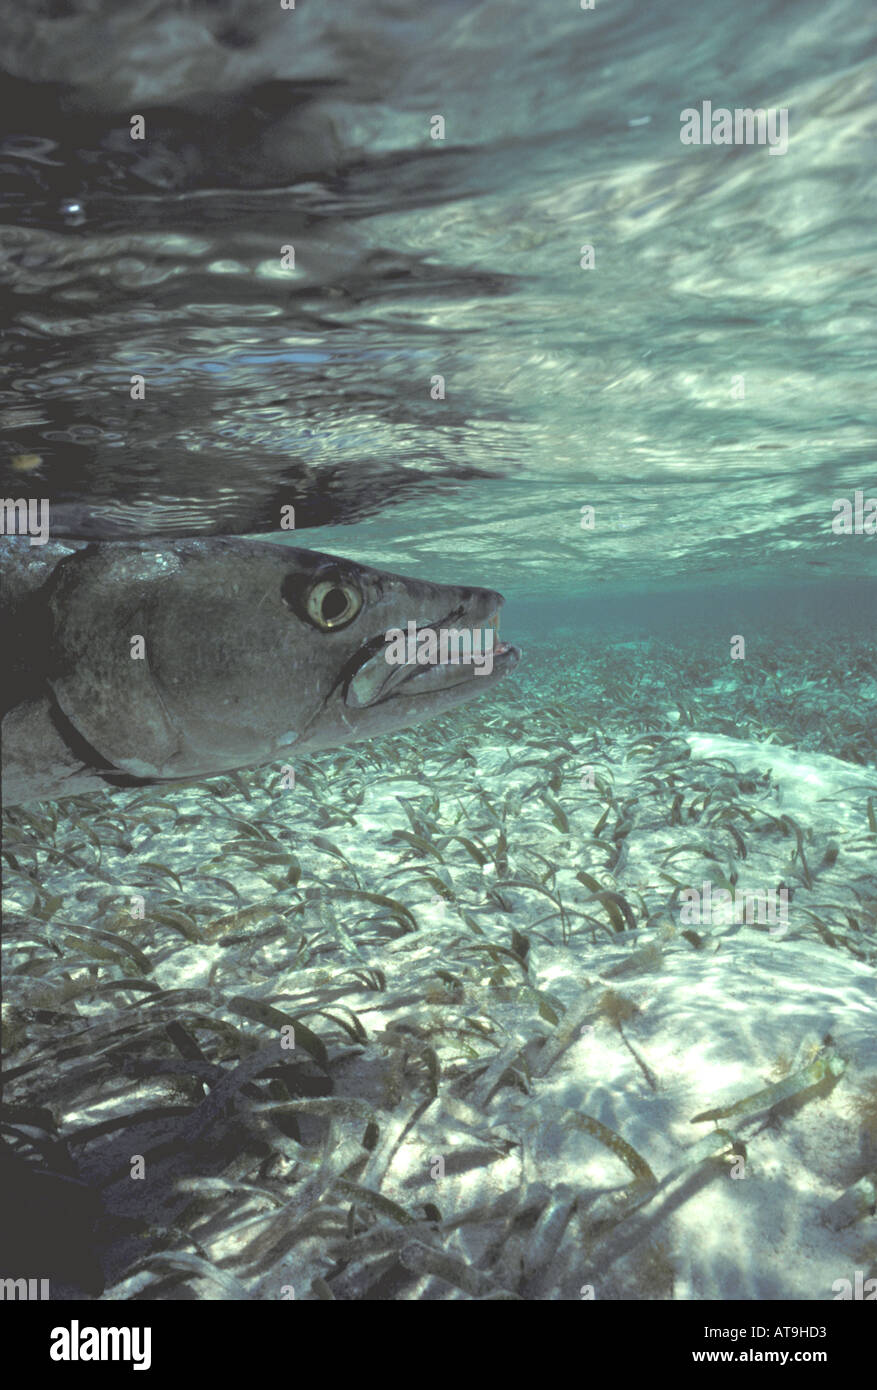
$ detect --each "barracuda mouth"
[343,608,518,709]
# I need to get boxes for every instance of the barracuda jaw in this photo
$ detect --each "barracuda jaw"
[344,607,516,709]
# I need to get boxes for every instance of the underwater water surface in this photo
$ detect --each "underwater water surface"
[1,0,876,1314]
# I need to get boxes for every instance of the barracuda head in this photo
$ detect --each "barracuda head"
[27,537,519,791]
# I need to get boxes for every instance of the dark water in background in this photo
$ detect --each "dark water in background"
[0,0,875,608]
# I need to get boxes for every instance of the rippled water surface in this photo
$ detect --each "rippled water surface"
[1,0,874,596]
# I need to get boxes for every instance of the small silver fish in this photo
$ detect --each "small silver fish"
[1,537,520,806]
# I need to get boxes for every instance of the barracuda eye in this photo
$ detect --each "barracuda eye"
[301,577,363,631]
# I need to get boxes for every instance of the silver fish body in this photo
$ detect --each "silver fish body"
[1,537,519,806]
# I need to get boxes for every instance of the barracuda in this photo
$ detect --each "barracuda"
[1,537,520,806]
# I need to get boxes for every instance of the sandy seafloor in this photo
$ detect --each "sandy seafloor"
[2,635,876,1301]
